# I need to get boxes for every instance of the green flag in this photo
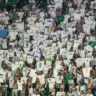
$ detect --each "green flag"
[88,41,96,48]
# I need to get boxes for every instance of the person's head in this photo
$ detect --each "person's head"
[81,79,84,84]
[87,89,92,94]
[28,77,32,82]
[88,78,91,83]
[92,50,96,57]
[14,79,17,83]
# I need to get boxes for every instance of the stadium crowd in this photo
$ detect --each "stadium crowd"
[0,0,96,96]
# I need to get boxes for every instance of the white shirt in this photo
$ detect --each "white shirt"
[9,32,18,41]
[40,12,45,18]
[49,10,56,18]
[56,92,65,96]
[9,79,14,88]
[3,16,9,24]
[18,12,24,19]
[86,94,93,96]
[75,58,84,68]
[84,58,91,67]
[37,74,45,84]
[29,88,34,94]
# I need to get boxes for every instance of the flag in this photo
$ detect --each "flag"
[88,41,96,48]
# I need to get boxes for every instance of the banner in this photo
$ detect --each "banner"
[82,67,91,78]
[18,80,22,91]
[37,61,44,71]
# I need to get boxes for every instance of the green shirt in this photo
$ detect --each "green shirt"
[80,83,87,86]
[57,15,64,24]
[86,2,91,9]
[8,0,17,5]
[0,2,5,8]
[65,74,71,84]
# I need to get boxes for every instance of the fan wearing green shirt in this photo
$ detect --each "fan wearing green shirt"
[56,15,64,25]
[64,72,71,92]
[0,1,5,8]
[86,0,91,10]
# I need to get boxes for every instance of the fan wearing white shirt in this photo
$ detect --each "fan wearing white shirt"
[40,11,45,18]
[3,14,9,24]
[18,11,24,19]
[56,91,65,96]
[29,86,34,96]
[0,10,5,22]
[48,8,56,18]
[27,17,35,25]
[54,0,63,9]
